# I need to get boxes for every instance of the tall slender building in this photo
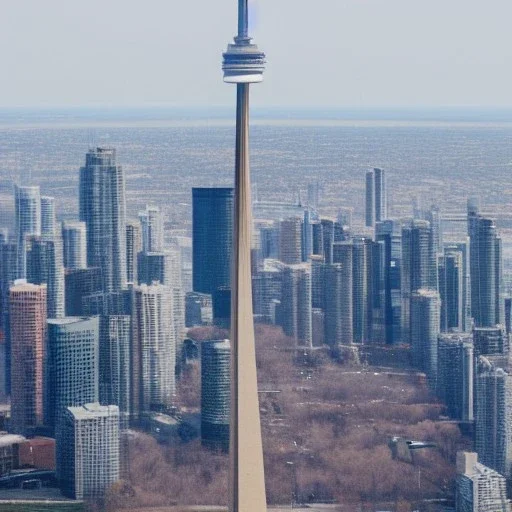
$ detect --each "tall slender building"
[192,188,233,296]
[223,1,267,508]
[40,196,57,241]
[438,250,464,332]
[26,236,65,319]
[375,220,402,344]
[279,217,303,264]
[132,284,176,418]
[280,264,312,347]
[468,203,502,327]
[9,282,47,435]
[62,221,87,270]
[475,356,512,478]
[79,147,127,292]
[437,334,474,421]
[365,168,387,227]
[401,219,438,342]
[139,205,164,253]
[410,289,441,386]
[14,185,41,279]
[126,220,142,284]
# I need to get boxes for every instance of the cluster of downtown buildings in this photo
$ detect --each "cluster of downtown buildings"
[1,148,512,509]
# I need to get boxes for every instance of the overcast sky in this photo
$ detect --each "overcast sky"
[1,0,511,108]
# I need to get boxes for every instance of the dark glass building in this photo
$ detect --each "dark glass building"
[192,188,233,296]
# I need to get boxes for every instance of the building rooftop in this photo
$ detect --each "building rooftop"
[67,403,119,420]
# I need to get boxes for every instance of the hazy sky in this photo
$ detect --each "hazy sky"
[1,0,512,108]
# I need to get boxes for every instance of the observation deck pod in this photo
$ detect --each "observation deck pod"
[223,38,266,84]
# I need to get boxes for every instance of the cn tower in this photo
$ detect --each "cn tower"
[222,1,267,511]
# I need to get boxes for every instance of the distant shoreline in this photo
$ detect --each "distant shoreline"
[1,106,512,128]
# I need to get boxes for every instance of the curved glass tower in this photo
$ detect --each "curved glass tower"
[222,1,267,510]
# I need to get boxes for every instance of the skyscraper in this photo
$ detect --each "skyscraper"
[192,188,233,296]
[58,403,119,500]
[9,282,47,434]
[126,220,142,284]
[375,220,402,344]
[139,205,164,253]
[475,356,512,479]
[132,284,176,419]
[437,334,474,421]
[280,264,312,347]
[79,147,127,292]
[201,340,230,451]
[439,250,464,332]
[324,263,353,346]
[98,315,131,428]
[46,317,99,432]
[223,1,267,507]
[456,451,512,512]
[279,217,303,265]
[401,219,438,342]
[352,237,370,344]
[468,203,502,327]
[26,236,65,319]
[365,168,387,228]
[40,196,57,241]
[62,221,87,270]
[14,185,41,279]
[410,289,441,386]
[64,267,103,316]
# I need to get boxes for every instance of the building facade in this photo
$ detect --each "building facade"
[58,403,119,500]
[79,147,127,292]
[9,282,47,434]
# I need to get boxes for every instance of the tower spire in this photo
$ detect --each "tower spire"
[223,1,267,511]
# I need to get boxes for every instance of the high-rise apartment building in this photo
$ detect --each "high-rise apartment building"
[439,250,464,332]
[132,284,176,419]
[352,237,371,344]
[65,267,103,316]
[79,147,127,292]
[324,263,353,346]
[26,236,65,319]
[365,168,387,228]
[279,217,303,265]
[375,220,402,344]
[40,196,57,241]
[98,315,131,428]
[456,451,512,512]
[62,221,87,270]
[468,204,502,327]
[46,317,99,431]
[437,334,474,421]
[201,340,230,451]
[401,219,438,342]
[139,205,164,253]
[15,185,41,279]
[475,356,512,478]
[58,403,119,500]
[410,289,441,386]
[192,188,233,296]
[280,264,312,347]
[126,220,142,284]
[473,326,508,357]
[9,282,47,434]
[443,240,471,332]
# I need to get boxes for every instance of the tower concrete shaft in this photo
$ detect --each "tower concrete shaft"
[224,0,267,509]
[229,82,267,512]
